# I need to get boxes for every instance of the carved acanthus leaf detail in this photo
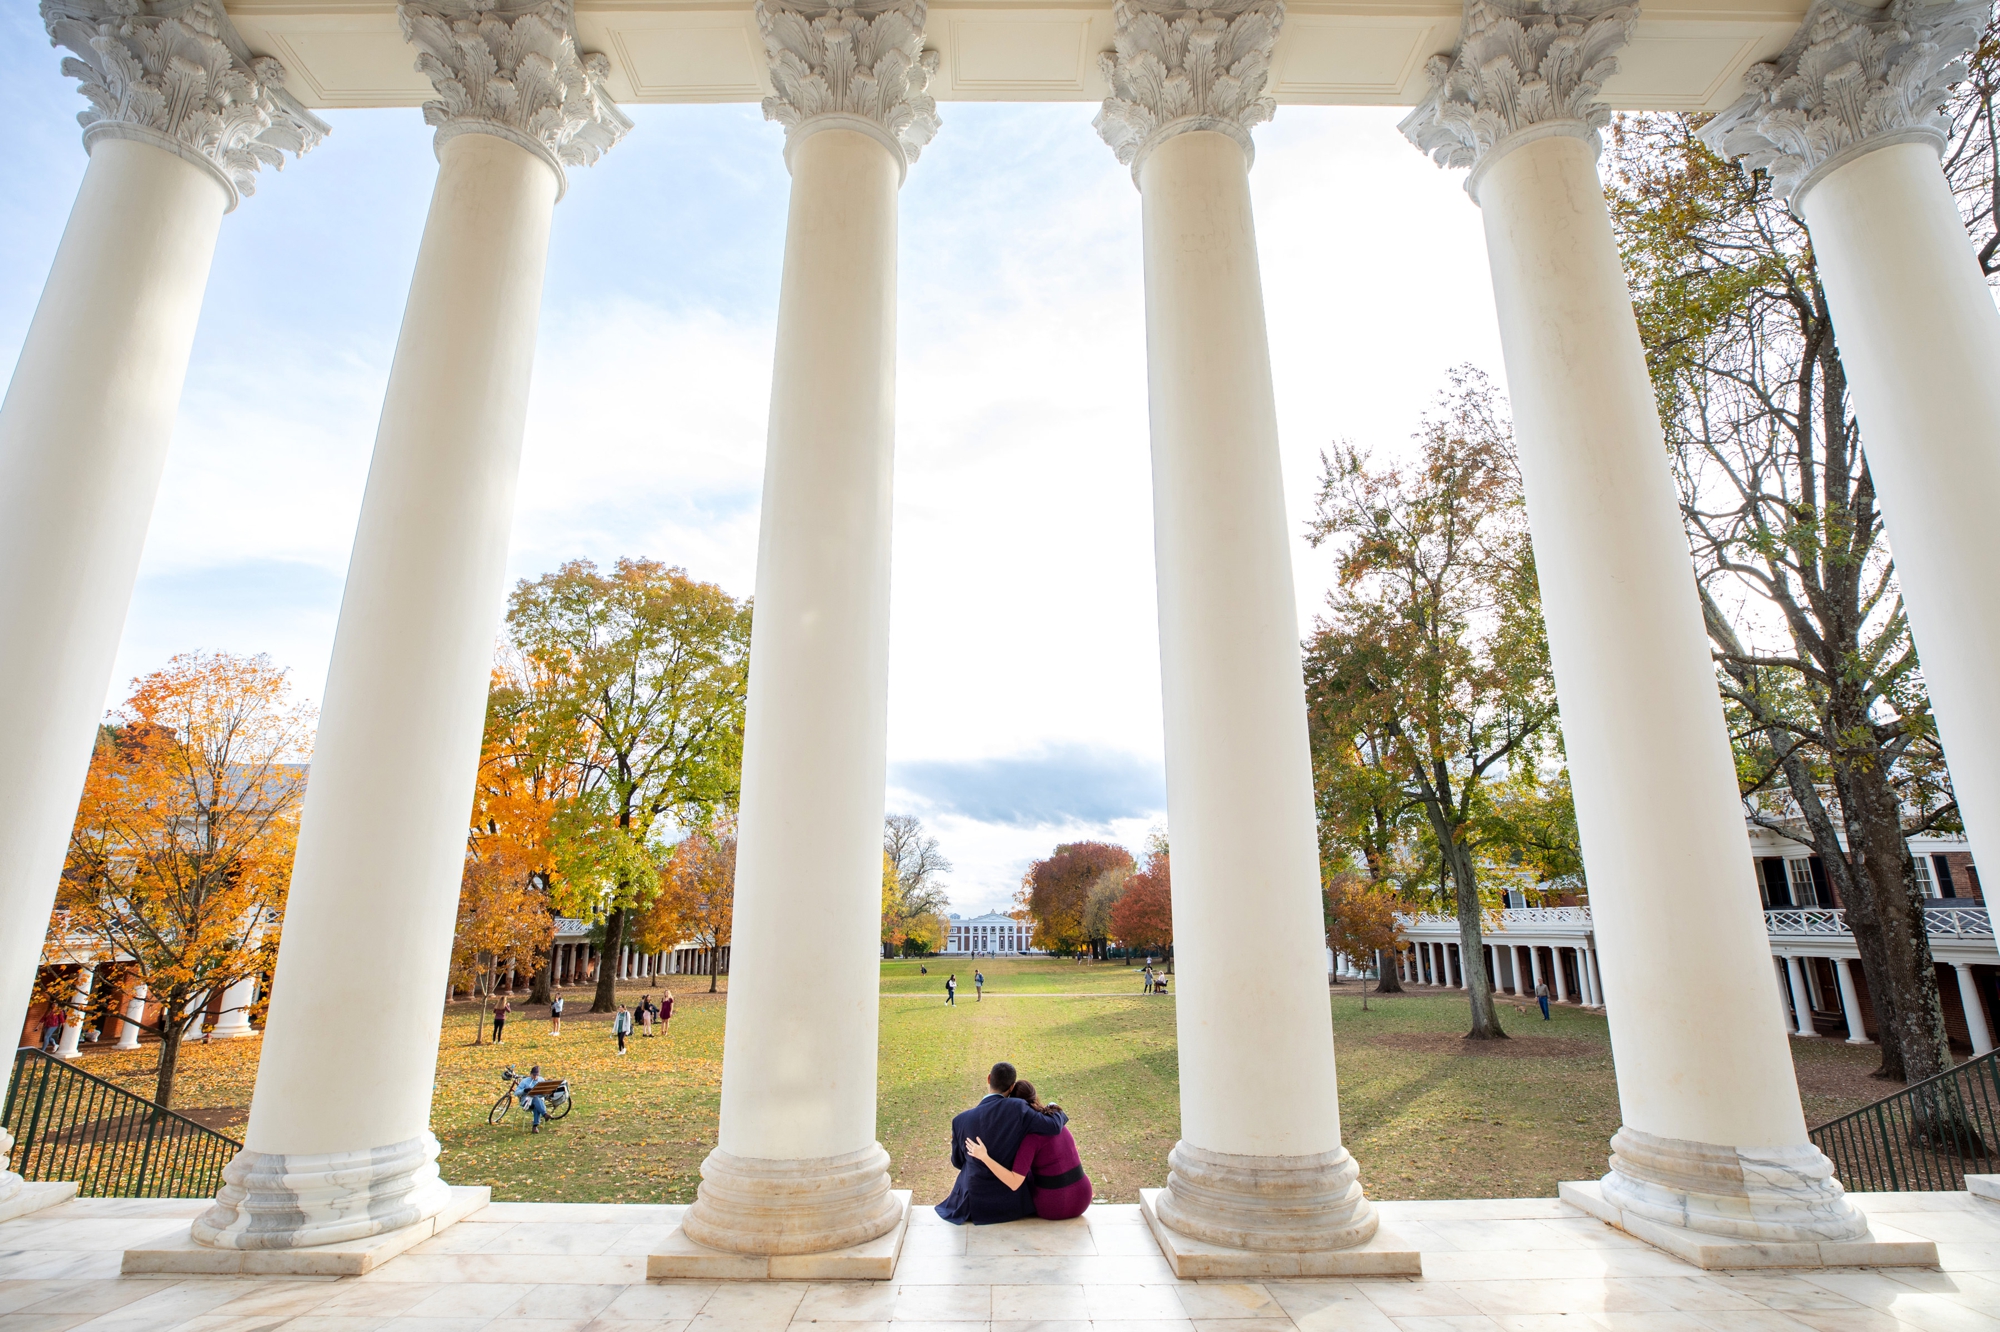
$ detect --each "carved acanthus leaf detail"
[1093,0,1282,172]
[1398,0,1634,172]
[41,0,327,204]
[399,0,632,177]
[757,0,941,166]
[1698,0,1985,207]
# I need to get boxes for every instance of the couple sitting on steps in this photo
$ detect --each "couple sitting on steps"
[935,1061,1092,1225]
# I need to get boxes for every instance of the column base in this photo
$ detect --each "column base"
[650,1190,912,1279]
[189,1132,454,1250]
[681,1143,904,1257]
[0,1180,78,1224]
[1561,1180,1937,1269]
[1139,1189,1420,1277]
[124,1185,488,1276]
[1149,1141,1385,1257]
[1599,1125,1869,1242]
[1970,1175,2000,1204]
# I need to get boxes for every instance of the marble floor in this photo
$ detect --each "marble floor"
[0,1192,1996,1332]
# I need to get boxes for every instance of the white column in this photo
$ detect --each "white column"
[1403,0,1862,1245]
[55,965,96,1059]
[1587,945,1605,1011]
[209,974,258,1040]
[1095,0,1376,1257]
[682,0,936,1259]
[1956,964,1995,1057]
[195,6,627,1253]
[1783,956,1819,1038]
[1834,958,1871,1045]
[115,982,148,1051]
[0,7,325,1056]
[1551,949,1570,1004]
[1529,946,1545,993]
[1703,0,2000,878]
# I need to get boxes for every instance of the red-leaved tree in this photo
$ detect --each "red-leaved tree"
[1026,842,1133,956]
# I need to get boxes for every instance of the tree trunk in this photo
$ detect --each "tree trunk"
[529,943,552,1005]
[1837,761,1949,1084]
[1444,838,1505,1039]
[1374,947,1404,994]
[593,909,626,1013]
[708,947,719,994]
[152,998,190,1108]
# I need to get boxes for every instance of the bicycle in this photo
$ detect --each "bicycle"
[489,1064,574,1125]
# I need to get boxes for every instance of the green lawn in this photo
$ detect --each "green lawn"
[76,958,1898,1206]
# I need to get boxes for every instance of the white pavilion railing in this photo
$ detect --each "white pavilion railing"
[1397,904,1991,940]
[1762,905,1992,939]
[1396,907,1593,933]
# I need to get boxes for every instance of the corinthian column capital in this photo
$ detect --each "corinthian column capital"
[41,0,329,211]
[1093,0,1283,181]
[1698,0,1986,210]
[398,0,632,199]
[756,0,941,178]
[1398,0,1634,192]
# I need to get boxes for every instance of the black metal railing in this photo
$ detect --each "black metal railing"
[1811,1048,2000,1191]
[3,1047,240,1199]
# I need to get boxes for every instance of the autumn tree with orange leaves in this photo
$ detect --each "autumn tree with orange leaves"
[1323,872,1404,1007]
[505,559,751,1013]
[58,653,311,1106]
[635,823,735,992]
[1110,838,1172,960]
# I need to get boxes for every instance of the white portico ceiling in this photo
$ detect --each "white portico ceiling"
[226,0,1810,112]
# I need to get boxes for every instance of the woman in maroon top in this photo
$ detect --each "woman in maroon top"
[965,1081,1092,1220]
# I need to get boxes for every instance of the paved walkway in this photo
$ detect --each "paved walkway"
[1,1192,1994,1330]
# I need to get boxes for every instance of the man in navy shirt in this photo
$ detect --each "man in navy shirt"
[935,1062,1067,1224]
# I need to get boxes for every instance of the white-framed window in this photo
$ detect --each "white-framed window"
[1786,858,1818,906]
[1913,855,1938,897]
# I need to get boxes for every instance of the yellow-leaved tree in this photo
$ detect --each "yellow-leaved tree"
[58,652,312,1106]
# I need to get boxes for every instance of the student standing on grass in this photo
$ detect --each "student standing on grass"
[550,991,564,1037]
[614,1004,632,1054]
[660,989,674,1032]
[974,969,985,1002]
[638,994,655,1037]
[946,974,957,1006]
[492,995,510,1044]
[1536,981,1551,1021]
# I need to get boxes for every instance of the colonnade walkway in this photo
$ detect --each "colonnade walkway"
[2,1193,1994,1331]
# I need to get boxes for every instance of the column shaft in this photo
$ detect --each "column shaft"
[1834,958,1871,1044]
[1478,129,1812,1141]
[199,132,559,1251]
[116,982,148,1051]
[0,139,227,1048]
[1798,143,2000,872]
[684,126,903,1258]
[1139,128,1373,1254]
[56,965,96,1058]
[1955,964,1995,1056]
[1784,956,1817,1037]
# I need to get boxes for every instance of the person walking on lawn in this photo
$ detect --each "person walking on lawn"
[492,995,510,1044]
[946,974,957,1006]
[1535,980,1551,1021]
[550,990,564,1037]
[614,1003,633,1054]
[974,969,985,1002]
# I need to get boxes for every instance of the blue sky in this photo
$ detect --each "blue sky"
[1,12,1506,914]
